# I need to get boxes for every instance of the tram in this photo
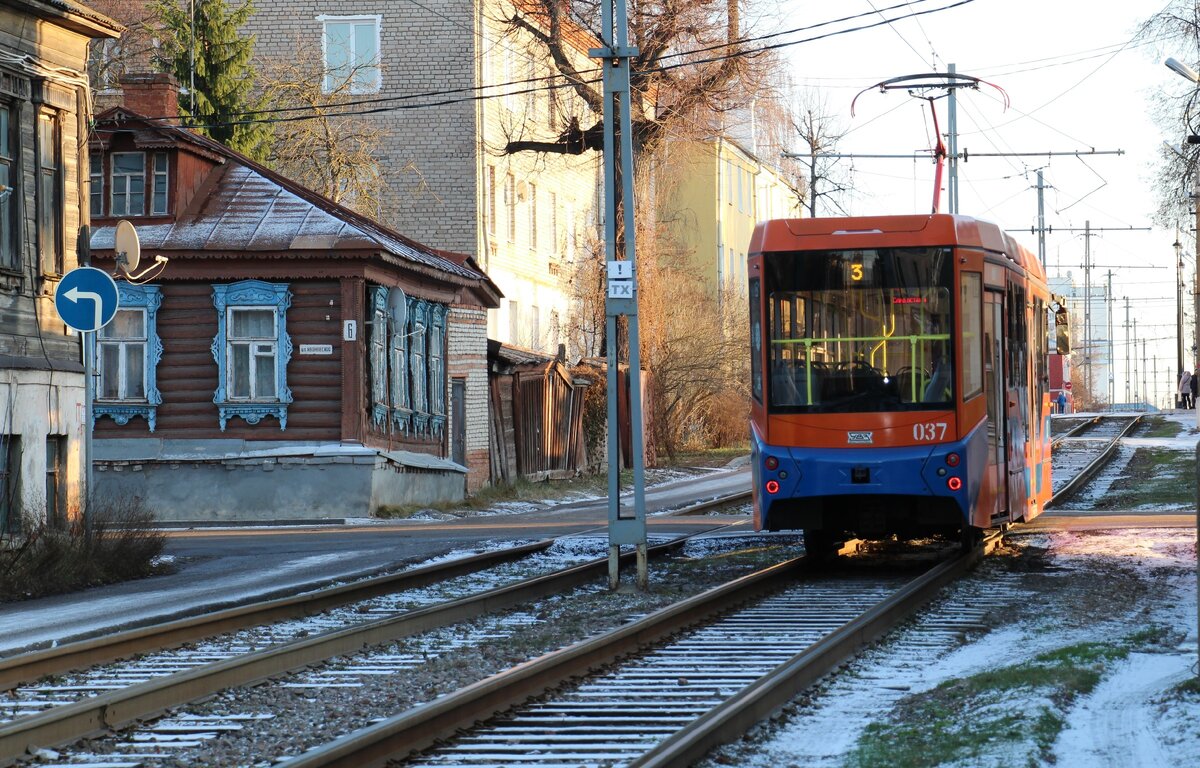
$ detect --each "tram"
[748,214,1055,550]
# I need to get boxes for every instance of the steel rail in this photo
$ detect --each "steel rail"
[1050,415,1101,448]
[0,539,554,692]
[630,534,1002,767]
[1047,415,1142,508]
[274,542,971,768]
[0,538,698,766]
[671,490,751,515]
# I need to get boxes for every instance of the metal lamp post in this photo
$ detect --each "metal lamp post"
[1165,55,1200,673]
[1176,235,1184,407]
[1166,57,1200,429]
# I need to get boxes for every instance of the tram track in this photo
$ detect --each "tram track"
[1048,414,1141,506]
[266,535,1003,768]
[3,424,1132,767]
[0,531,748,767]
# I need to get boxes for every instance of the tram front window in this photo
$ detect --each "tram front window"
[765,246,954,413]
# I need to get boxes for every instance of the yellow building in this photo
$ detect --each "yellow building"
[659,137,802,301]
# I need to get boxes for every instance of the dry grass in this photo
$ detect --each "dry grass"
[0,495,168,602]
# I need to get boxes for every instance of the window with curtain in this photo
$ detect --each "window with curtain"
[367,286,447,438]
[211,281,292,431]
[95,283,164,431]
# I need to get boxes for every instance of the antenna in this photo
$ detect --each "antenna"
[114,219,140,275]
[113,219,168,283]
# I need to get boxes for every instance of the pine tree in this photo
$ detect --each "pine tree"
[152,0,271,161]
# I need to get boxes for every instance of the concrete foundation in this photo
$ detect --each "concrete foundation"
[94,441,465,523]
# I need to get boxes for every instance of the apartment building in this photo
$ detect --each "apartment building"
[243,0,603,356]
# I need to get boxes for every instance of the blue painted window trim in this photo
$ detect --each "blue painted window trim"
[94,283,163,431]
[427,303,447,437]
[369,285,390,429]
[211,280,292,431]
[408,297,429,435]
[366,284,447,439]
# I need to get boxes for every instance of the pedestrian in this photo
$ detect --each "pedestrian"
[1056,390,1067,414]
[1190,371,1197,409]
[1179,371,1192,409]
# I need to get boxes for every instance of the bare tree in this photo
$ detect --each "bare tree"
[1139,3,1200,226]
[498,0,767,159]
[256,45,387,218]
[792,91,854,217]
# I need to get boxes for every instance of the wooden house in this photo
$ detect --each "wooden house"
[0,0,120,532]
[87,75,500,523]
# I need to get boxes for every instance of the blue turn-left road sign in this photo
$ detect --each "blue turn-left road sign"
[54,266,120,333]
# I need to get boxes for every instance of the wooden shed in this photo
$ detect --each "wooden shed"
[488,342,591,483]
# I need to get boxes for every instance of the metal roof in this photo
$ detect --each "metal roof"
[89,109,493,287]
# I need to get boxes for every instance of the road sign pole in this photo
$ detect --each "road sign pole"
[594,0,647,591]
[84,330,94,533]
[53,266,120,532]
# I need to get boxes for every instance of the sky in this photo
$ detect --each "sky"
[762,0,1187,407]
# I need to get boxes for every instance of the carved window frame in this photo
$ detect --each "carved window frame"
[211,280,292,431]
[94,283,163,431]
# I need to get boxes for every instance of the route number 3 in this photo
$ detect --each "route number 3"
[913,422,948,441]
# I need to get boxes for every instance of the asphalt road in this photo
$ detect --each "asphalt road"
[0,468,753,656]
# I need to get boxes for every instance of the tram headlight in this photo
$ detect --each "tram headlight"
[765,456,779,471]
[945,453,960,467]
[947,477,962,491]
[766,480,780,494]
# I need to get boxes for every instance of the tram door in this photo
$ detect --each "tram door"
[984,291,1008,520]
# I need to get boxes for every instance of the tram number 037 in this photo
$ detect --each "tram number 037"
[913,422,948,441]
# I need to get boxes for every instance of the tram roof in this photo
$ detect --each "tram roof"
[750,214,1045,281]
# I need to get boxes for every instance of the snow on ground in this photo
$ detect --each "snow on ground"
[1053,409,1198,512]
[705,526,1199,768]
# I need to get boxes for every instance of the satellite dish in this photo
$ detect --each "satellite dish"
[114,220,141,274]
[388,287,408,330]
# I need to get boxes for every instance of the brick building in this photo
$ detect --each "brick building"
[87,77,501,522]
[241,0,603,356]
[0,0,120,532]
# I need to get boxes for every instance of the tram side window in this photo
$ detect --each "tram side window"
[961,273,983,398]
[750,278,762,402]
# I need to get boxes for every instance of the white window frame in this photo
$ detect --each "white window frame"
[317,14,382,94]
[151,152,169,215]
[528,182,537,251]
[89,153,104,218]
[505,173,516,242]
[110,151,145,217]
[99,307,148,401]
[227,307,279,401]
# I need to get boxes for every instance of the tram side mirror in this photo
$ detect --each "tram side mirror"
[1054,307,1070,354]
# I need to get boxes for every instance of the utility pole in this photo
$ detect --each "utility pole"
[1176,229,1184,406]
[1124,298,1131,404]
[1132,318,1139,403]
[1143,339,1149,408]
[947,63,959,214]
[1107,270,1114,406]
[592,0,648,591]
[1083,221,1092,394]
[1037,170,1047,267]
[1147,355,1156,410]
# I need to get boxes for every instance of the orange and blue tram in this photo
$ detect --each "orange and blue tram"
[748,214,1054,550]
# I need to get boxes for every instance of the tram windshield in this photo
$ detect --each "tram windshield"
[765,246,954,413]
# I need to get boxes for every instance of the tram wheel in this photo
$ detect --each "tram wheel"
[803,529,839,559]
[960,525,982,551]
